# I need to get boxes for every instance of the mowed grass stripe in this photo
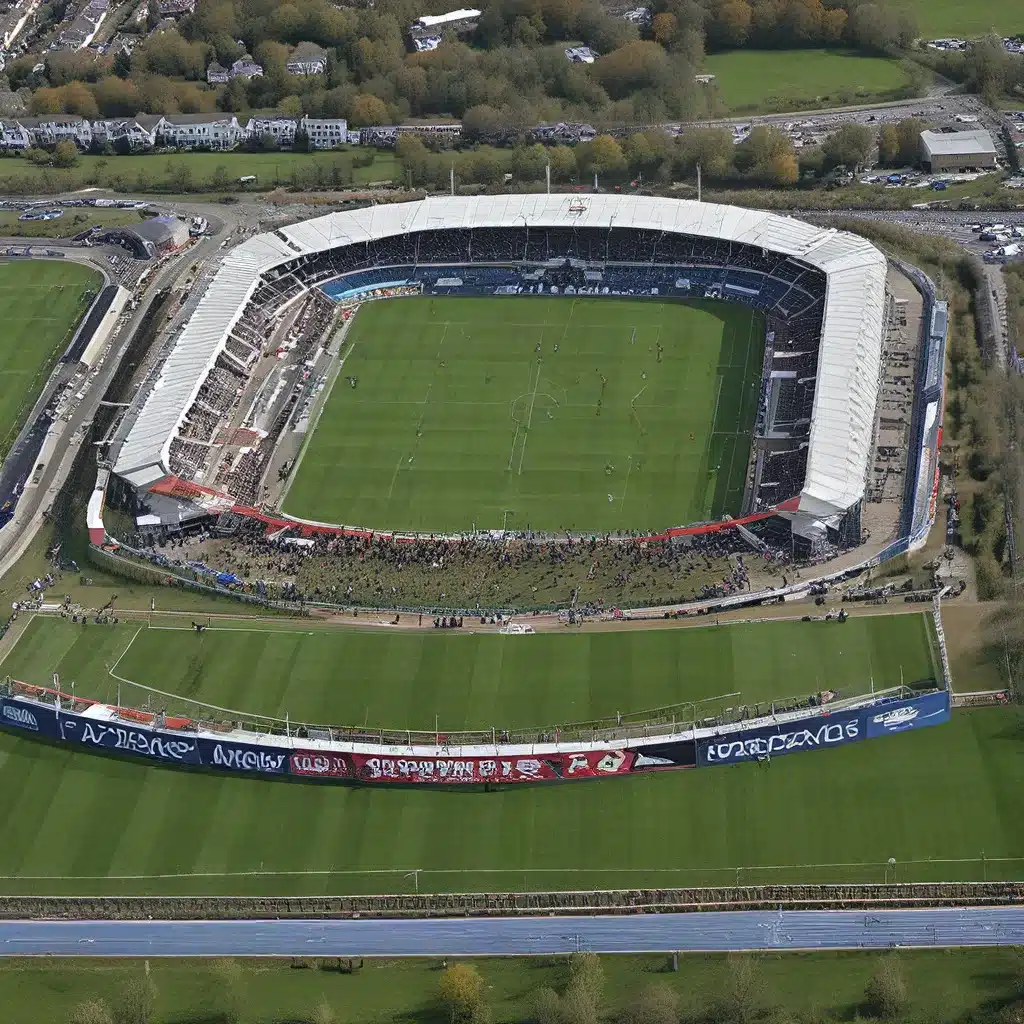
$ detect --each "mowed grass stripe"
[0,259,100,458]
[4,615,938,732]
[284,296,763,533]
[0,709,1019,893]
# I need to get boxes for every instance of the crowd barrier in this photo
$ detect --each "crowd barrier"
[0,882,1018,920]
[0,684,950,786]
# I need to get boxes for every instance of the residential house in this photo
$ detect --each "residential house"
[300,116,347,149]
[206,61,229,84]
[54,0,108,49]
[157,113,245,150]
[230,53,262,78]
[157,0,195,16]
[532,121,595,144]
[17,115,93,147]
[564,46,596,63]
[286,41,327,75]
[246,116,298,146]
[0,120,31,149]
[92,114,161,150]
[106,31,140,57]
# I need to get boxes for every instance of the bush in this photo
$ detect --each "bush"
[864,955,907,1019]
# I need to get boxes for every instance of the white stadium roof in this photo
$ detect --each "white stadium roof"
[114,194,888,521]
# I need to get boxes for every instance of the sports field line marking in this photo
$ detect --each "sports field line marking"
[108,625,143,687]
[619,455,634,522]
[386,454,404,501]
[4,857,1021,883]
[516,358,543,477]
[146,626,317,635]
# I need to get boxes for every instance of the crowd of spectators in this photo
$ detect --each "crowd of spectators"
[134,520,793,614]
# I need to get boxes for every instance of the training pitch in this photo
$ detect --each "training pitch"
[0,259,100,459]
[283,296,764,534]
[0,612,1007,898]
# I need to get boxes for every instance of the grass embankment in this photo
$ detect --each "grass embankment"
[5,949,1024,1024]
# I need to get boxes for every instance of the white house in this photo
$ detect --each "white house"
[0,120,31,149]
[157,113,245,150]
[17,115,93,147]
[286,41,327,75]
[230,54,262,78]
[565,46,597,63]
[247,116,298,146]
[206,61,230,84]
[300,116,347,149]
[92,115,161,150]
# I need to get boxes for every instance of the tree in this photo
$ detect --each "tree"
[547,144,577,182]
[347,92,388,126]
[822,123,874,171]
[676,127,735,179]
[112,976,156,1024]
[864,955,907,1019]
[877,123,899,166]
[720,955,763,1024]
[462,104,510,143]
[510,142,548,183]
[293,127,311,151]
[310,998,336,1024]
[577,134,627,179]
[735,126,798,185]
[52,140,79,168]
[618,982,679,1024]
[69,1000,113,1024]
[24,146,51,166]
[532,987,564,1024]
[651,12,677,47]
[894,117,926,167]
[209,958,247,1024]
[708,0,752,49]
[438,963,486,1024]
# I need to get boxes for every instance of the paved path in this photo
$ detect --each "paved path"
[3,908,1024,956]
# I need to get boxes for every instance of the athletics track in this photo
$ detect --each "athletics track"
[3,909,1024,956]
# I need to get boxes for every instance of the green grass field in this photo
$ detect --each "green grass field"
[703,49,917,114]
[0,259,100,459]
[2,948,1023,1024]
[0,612,1011,897]
[0,148,400,194]
[895,0,1019,38]
[284,296,763,534]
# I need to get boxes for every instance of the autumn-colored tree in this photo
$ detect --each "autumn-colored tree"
[577,134,627,179]
[651,11,677,46]
[593,40,670,100]
[52,140,79,168]
[708,0,752,48]
[347,92,389,125]
[438,963,486,1024]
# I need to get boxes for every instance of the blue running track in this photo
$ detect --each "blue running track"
[2,909,1024,956]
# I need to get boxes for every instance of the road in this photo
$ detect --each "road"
[2,908,1024,956]
[0,206,247,582]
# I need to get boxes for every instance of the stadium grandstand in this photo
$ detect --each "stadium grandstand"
[101,195,897,561]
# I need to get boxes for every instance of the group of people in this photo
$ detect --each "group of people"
[133,518,795,615]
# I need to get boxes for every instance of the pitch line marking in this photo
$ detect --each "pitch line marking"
[146,626,316,635]
[107,626,144,688]
[4,857,1021,883]
[516,359,543,477]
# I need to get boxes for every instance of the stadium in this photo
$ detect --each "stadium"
[93,194,944,570]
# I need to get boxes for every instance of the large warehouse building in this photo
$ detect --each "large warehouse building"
[920,128,998,173]
[105,195,890,551]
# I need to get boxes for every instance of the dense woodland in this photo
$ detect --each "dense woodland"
[3,0,926,127]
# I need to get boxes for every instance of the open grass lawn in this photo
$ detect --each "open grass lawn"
[0,612,1013,897]
[704,49,916,113]
[0,148,400,194]
[4,613,938,730]
[1,948,1022,1024]
[0,259,100,459]
[285,296,763,534]
[895,0,1019,38]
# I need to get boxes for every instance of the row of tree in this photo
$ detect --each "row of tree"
[7,0,924,128]
[395,117,929,191]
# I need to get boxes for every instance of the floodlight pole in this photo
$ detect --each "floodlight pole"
[697,163,702,203]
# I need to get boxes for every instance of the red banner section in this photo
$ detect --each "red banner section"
[290,748,637,783]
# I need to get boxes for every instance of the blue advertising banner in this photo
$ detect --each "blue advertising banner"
[58,715,202,765]
[0,697,56,734]
[864,690,950,738]
[200,739,289,774]
[698,710,862,766]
